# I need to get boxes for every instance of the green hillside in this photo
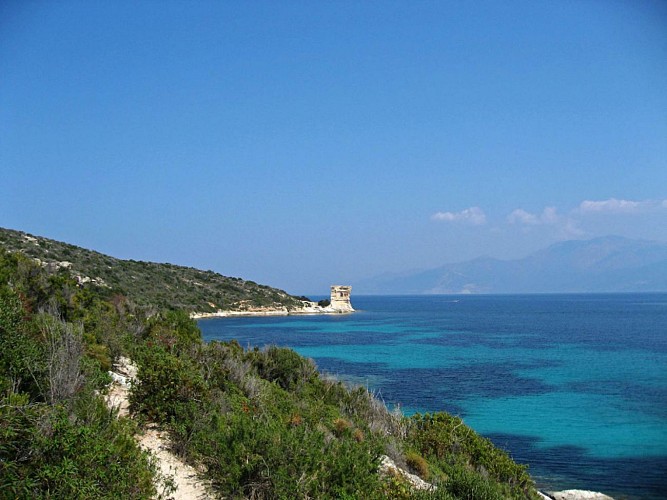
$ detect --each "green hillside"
[0,227,302,312]
[1,230,540,499]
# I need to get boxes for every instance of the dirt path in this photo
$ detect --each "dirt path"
[106,357,212,499]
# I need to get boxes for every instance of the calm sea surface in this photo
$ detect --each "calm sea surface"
[199,294,667,499]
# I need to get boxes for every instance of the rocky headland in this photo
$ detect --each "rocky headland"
[192,285,355,319]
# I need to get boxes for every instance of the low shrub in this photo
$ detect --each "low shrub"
[129,345,207,422]
[407,412,537,499]
[444,467,507,500]
[406,450,430,480]
[0,394,157,499]
[255,345,318,391]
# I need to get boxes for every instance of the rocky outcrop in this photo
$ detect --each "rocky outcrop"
[541,490,615,500]
[192,307,292,319]
[191,285,355,318]
[191,301,346,319]
[379,455,434,491]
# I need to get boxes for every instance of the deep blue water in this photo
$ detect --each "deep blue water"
[199,294,667,499]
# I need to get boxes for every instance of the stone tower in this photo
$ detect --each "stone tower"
[330,285,354,312]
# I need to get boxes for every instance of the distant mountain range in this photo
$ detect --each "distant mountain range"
[354,236,667,294]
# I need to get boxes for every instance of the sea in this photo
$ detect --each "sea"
[198,294,667,499]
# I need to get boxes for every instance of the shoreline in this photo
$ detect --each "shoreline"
[191,303,355,320]
[538,490,615,500]
[192,286,356,320]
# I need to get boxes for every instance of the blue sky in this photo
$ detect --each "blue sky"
[2,1,666,294]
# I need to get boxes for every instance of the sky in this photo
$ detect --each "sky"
[1,1,666,294]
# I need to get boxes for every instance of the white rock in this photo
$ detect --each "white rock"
[379,455,434,491]
[109,371,128,386]
[115,356,138,380]
[547,489,615,500]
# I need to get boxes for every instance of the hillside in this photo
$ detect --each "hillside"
[0,227,303,312]
[355,236,667,294]
[0,239,540,499]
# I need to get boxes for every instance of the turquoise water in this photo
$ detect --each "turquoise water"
[199,294,667,499]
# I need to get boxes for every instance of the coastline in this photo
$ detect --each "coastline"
[196,297,624,500]
[538,491,615,500]
[191,303,355,320]
[192,285,357,320]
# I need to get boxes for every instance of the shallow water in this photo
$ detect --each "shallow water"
[199,294,667,499]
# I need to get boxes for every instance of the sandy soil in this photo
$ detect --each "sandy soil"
[138,425,212,499]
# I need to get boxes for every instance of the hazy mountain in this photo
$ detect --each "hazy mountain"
[355,236,667,294]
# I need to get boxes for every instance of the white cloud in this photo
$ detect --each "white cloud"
[501,197,666,242]
[507,207,559,226]
[578,198,645,214]
[431,206,486,225]
[507,208,538,225]
[541,206,559,224]
[506,205,584,238]
[435,198,665,234]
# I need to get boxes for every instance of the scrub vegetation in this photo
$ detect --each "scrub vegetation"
[0,227,303,312]
[0,234,539,499]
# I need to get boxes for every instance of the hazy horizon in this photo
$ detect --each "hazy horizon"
[2,1,666,294]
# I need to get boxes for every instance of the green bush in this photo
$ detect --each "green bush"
[255,345,318,391]
[0,395,157,499]
[444,468,507,500]
[407,413,536,499]
[193,408,383,499]
[406,450,430,480]
[0,287,44,398]
[130,345,207,422]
